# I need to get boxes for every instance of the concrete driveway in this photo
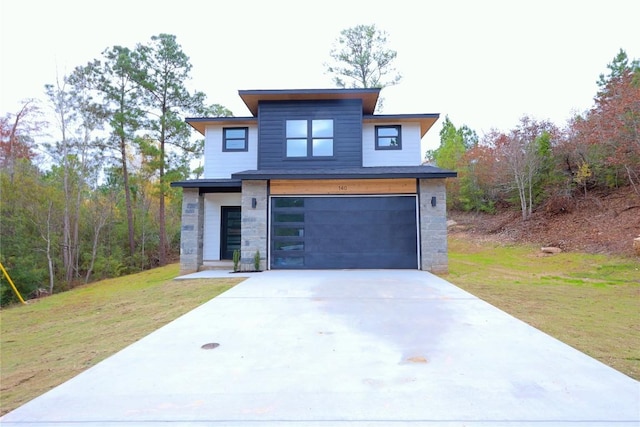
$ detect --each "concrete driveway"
[2,270,638,426]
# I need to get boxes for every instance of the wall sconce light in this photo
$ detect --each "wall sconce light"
[431,196,437,207]
[251,198,257,209]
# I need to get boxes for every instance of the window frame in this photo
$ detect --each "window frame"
[375,125,402,150]
[222,127,249,152]
[285,119,335,159]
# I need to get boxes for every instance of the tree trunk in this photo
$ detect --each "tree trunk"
[120,136,136,257]
[515,175,527,221]
[85,210,107,284]
[73,169,82,279]
[158,134,167,266]
[45,202,55,295]
[527,173,533,218]
[62,143,73,284]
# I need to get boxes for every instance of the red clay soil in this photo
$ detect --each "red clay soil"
[448,186,640,258]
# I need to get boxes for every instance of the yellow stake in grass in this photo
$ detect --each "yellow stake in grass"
[0,261,26,305]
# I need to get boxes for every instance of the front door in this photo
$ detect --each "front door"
[220,206,241,260]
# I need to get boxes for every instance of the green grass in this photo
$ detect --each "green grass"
[0,264,244,416]
[443,237,640,380]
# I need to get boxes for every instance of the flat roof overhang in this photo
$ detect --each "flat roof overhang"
[238,88,381,116]
[186,114,439,138]
[232,166,457,180]
[185,117,257,136]
[363,114,439,138]
[170,179,242,194]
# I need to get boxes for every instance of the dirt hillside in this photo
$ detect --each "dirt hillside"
[448,186,640,258]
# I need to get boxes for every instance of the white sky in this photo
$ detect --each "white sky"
[1,0,639,153]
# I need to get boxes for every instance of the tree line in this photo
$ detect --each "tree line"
[428,49,639,220]
[1,24,400,304]
[1,26,637,304]
[1,34,232,303]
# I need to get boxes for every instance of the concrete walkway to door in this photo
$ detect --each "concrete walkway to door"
[1,270,638,426]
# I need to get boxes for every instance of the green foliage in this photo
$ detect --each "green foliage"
[576,49,640,191]
[597,48,639,94]
[531,131,562,205]
[326,24,401,90]
[233,250,240,272]
[0,33,232,297]
[457,164,496,213]
[0,255,47,305]
[253,250,261,271]
[132,33,213,266]
[0,160,59,303]
[430,116,492,212]
[431,116,468,170]
[441,49,639,215]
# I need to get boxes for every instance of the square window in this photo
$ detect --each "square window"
[286,139,308,157]
[285,119,334,158]
[223,127,248,151]
[286,120,307,138]
[312,138,333,156]
[375,125,401,150]
[312,119,333,137]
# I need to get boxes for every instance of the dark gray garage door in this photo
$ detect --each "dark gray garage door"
[271,196,417,269]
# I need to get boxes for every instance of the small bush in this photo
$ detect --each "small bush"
[232,250,240,272]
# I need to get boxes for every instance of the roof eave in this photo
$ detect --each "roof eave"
[170,179,242,193]
[363,114,440,138]
[232,167,457,181]
[185,117,257,136]
[238,88,381,115]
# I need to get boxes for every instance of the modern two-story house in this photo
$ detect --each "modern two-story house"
[171,88,456,274]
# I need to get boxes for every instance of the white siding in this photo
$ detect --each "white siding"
[362,122,422,166]
[203,126,258,178]
[203,193,242,260]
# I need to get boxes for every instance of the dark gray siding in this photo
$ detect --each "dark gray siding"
[258,100,362,169]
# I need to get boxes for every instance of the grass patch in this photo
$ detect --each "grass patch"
[444,237,640,380]
[0,264,244,416]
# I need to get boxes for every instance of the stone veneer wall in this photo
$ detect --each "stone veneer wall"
[419,178,449,274]
[179,188,204,274]
[241,180,268,271]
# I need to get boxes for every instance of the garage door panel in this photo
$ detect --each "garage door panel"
[271,196,417,269]
[306,211,371,225]
[304,252,412,270]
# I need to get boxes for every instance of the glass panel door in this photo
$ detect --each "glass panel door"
[221,207,241,259]
[271,198,305,268]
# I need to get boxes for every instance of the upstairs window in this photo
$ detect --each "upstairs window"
[223,127,248,151]
[375,125,401,150]
[286,119,334,158]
